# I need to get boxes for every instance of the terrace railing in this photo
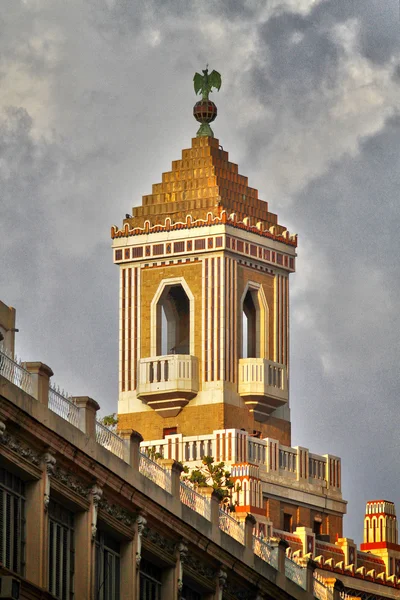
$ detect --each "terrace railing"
[218,508,245,544]
[139,452,172,493]
[179,482,211,520]
[253,535,278,569]
[95,420,126,460]
[48,384,80,428]
[285,556,307,590]
[0,348,32,395]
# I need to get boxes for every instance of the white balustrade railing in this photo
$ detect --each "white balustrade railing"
[48,384,80,428]
[238,358,287,393]
[285,556,307,590]
[253,535,278,569]
[140,429,338,490]
[0,348,32,395]
[180,482,211,520]
[95,421,126,460]
[218,508,245,544]
[137,355,199,391]
[139,452,172,493]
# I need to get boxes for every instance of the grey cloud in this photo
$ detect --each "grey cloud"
[312,0,399,65]
[1,0,399,546]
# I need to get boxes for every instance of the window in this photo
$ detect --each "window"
[139,558,162,600]
[95,530,120,600]
[48,499,74,600]
[0,468,25,575]
[163,427,177,437]
[157,285,190,355]
[242,290,257,358]
[313,520,322,536]
[283,513,292,533]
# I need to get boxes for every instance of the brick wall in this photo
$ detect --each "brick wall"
[119,403,291,445]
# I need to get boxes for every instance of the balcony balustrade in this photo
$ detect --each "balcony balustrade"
[238,358,288,421]
[137,354,199,417]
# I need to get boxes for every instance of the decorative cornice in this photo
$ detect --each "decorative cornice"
[52,465,91,499]
[0,430,40,466]
[111,211,297,248]
[98,497,134,527]
[184,552,215,582]
[142,526,176,555]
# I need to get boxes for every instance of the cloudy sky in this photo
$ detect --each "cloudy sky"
[1,0,399,544]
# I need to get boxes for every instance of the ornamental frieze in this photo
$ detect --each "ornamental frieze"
[142,525,176,555]
[184,552,215,582]
[98,497,134,527]
[0,430,40,466]
[51,465,91,499]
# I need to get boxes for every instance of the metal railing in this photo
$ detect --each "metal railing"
[48,384,80,428]
[285,556,307,590]
[253,535,278,569]
[0,348,32,395]
[95,420,126,460]
[218,508,245,544]
[179,482,211,520]
[139,452,172,493]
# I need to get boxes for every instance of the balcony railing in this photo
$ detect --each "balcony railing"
[238,358,288,421]
[48,384,80,429]
[253,535,278,569]
[139,452,172,493]
[95,420,126,460]
[180,482,211,520]
[137,355,199,417]
[0,348,32,395]
[219,508,245,544]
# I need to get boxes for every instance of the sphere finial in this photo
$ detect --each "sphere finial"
[193,67,222,137]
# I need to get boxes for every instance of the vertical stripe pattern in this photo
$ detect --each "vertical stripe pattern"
[204,256,224,382]
[224,257,237,382]
[120,266,140,392]
[275,273,289,367]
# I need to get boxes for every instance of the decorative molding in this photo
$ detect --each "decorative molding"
[111,211,297,248]
[136,514,147,566]
[177,542,188,593]
[98,496,134,527]
[91,484,103,540]
[0,430,40,465]
[142,525,176,555]
[43,451,56,512]
[0,420,6,438]
[184,552,215,582]
[224,580,256,600]
[217,568,228,600]
[52,465,91,499]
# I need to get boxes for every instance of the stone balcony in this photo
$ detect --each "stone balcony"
[137,354,199,417]
[238,358,288,421]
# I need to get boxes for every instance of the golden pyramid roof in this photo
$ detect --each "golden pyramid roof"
[112,136,296,248]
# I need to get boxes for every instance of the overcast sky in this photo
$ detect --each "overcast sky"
[1,0,399,544]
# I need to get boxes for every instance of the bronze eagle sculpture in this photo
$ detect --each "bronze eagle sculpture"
[193,68,222,101]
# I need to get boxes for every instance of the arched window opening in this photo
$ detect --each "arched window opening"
[157,285,190,355]
[242,289,259,358]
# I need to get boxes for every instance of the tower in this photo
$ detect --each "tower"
[112,69,297,446]
[361,500,400,577]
